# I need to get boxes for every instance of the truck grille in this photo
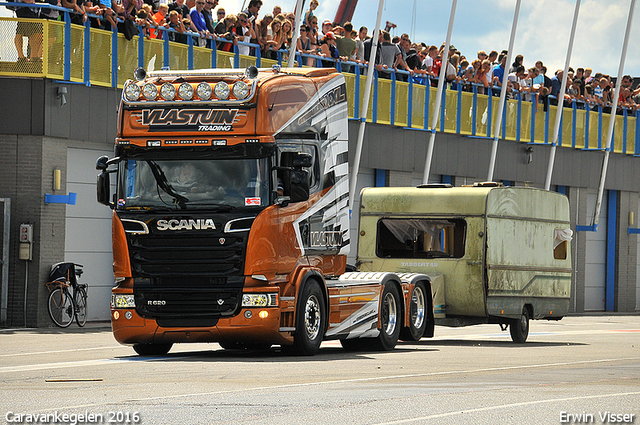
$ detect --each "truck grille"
[129,233,245,277]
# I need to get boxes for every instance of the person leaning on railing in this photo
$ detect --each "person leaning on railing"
[12,0,45,63]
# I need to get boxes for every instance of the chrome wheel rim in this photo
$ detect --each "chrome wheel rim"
[382,292,398,335]
[304,295,321,340]
[410,286,425,330]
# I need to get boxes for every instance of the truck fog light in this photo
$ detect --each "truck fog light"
[242,293,278,307]
[244,310,253,319]
[125,311,133,320]
[258,310,268,319]
[112,294,136,309]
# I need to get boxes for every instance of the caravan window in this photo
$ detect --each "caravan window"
[376,218,466,259]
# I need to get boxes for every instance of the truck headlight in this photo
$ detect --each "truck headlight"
[112,294,136,309]
[242,293,278,307]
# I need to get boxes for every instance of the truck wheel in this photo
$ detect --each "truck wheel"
[371,283,401,351]
[289,281,326,356]
[400,282,427,341]
[509,307,530,343]
[133,343,173,356]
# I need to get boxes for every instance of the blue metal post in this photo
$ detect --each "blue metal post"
[233,44,239,68]
[407,75,413,128]
[423,80,430,130]
[188,35,194,69]
[111,24,118,88]
[64,11,71,81]
[138,26,144,68]
[530,95,536,142]
[516,93,522,141]
[585,105,590,149]
[572,101,577,148]
[487,87,493,138]
[440,87,446,132]
[83,20,91,85]
[375,169,386,187]
[390,71,396,126]
[163,30,170,69]
[606,190,617,311]
[456,85,462,134]
[471,85,477,136]
[622,108,628,153]
[598,106,603,149]
[372,69,378,124]
[353,64,360,119]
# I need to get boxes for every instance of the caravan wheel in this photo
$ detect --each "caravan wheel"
[509,307,530,343]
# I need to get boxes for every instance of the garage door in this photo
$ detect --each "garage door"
[66,148,115,321]
[584,192,606,311]
[637,198,640,311]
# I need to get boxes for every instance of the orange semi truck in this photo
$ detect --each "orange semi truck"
[97,66,433,356]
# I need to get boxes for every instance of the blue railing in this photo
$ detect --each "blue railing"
[1,4,639,155]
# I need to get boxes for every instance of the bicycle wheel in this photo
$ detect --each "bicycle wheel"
[48,287,74,328]
[74,286,88,327]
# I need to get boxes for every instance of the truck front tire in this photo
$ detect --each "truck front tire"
[288,280,327,356]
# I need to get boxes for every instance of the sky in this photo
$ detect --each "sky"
[2,0,639,77]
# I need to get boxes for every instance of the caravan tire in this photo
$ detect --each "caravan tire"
[509,307,530,343]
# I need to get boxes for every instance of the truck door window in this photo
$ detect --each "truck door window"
[376,218,466,259]
[276,144,318,196]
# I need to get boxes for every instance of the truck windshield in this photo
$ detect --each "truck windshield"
[117,158,271,210]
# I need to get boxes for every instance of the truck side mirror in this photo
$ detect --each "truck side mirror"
[96,155,109,171]
[289,169,310,203]
[97,171,111,207]
[292,153,312,168]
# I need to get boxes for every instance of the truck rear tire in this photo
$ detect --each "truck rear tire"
[288,280,326,356]
[509,307,530,343]
[133,343,173,356]
[400,282,427,341]
[371,282,401,351]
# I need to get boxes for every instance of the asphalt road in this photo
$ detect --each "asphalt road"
[1,315,639,425]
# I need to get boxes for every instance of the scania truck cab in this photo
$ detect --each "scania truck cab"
[97,66,433,355]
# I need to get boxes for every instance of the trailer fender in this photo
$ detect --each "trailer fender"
[397,273,435,339]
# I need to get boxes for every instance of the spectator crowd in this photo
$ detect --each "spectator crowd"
[7,0,640,112]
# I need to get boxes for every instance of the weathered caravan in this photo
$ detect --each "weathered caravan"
[356,184,573,342]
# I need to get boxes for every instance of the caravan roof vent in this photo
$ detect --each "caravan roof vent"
[416,183,453,189]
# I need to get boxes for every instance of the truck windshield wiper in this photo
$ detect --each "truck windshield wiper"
[146,160,189,209]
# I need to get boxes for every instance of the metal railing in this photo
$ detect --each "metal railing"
[1,6,638,155]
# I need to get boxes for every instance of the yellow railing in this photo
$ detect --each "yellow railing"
[2,17,637,155]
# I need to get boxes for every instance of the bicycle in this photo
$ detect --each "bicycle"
[45,262,88,327]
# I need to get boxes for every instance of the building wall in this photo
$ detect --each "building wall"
[1,77,639,327]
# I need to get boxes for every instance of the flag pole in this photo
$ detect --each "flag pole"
[593,0,636,227]
[287,0,306,68]
[422,0,457,184]
[486,0,521,182]
[349,0,385,209]
[544,0,582,191]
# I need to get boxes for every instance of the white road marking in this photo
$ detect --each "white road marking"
[0,346,124,358]
[372,391,640,424]
[18,356,640,413]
